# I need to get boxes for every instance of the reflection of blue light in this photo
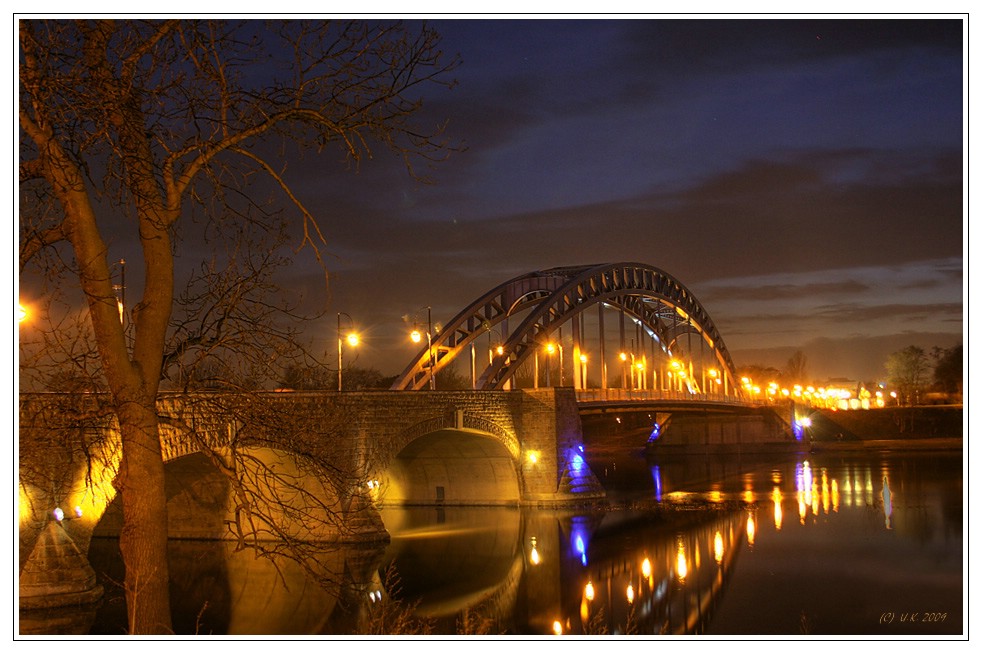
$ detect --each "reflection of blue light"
[796,461,812,492]
[655,579,668,600]
[571,516,590,567]
[652,464,663,501]
[793,420,805,441]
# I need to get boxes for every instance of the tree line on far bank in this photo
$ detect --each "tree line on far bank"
[736,344,962,407]
[886,344,962,406]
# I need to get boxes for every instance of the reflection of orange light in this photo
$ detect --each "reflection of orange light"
[626,584,635,604]
[773,487,783,530]
[584,581,595,601]
[746,514,756,547]
[641,557,652,578]
[714,531,724,563]
[676,542,688,581]
[552,620,563,636]
[821,470,830,514]
[831,479,840,512]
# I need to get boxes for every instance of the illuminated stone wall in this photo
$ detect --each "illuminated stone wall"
[19,388,603,561]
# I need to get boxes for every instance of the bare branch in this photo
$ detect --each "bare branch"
[18,18,458,635]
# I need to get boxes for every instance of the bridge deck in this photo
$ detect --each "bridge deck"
[575,389,755,412]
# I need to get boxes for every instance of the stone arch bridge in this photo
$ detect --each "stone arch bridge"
[18,387,604,567]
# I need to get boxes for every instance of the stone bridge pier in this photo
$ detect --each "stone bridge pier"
[338,387,604,507]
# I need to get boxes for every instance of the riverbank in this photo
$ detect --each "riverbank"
[805,436,963,452]
[808,405,963,442]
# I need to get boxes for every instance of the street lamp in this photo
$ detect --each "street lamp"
[619,351,629,389]
[18,303,27,324]
[113,258,126,325]
[546,341,564,387]
[337,312,359,392]
[409,306,436,390]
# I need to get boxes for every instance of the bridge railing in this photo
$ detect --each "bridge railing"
[574,388,748,406]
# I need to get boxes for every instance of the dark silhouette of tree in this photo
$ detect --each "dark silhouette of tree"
[782,350,808,385]
[885,345,930,405]
[736,365,782,384]
[932,344,963,399]
[19,18,458,634]
[432,362,473,390]
[279,364,395,391]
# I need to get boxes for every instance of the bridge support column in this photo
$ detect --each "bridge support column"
[598,303,607,390]
[572,316,582,390]
[516,389,604,504]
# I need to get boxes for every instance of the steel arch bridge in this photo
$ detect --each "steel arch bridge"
[391,262,741,397]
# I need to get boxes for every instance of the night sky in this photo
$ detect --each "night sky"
[290,17,964,383]
[18,16,966,384]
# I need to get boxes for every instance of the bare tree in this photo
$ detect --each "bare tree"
[19,19,457,633]
[782,350,808,385]
[886,345,930,406]
[931,344,963,400]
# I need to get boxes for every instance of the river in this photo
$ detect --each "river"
[42,440,965,637]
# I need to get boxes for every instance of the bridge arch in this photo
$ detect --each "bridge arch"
[378,413,523,506]
[392,262,741,395]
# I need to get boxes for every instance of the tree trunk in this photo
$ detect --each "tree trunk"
[116,396,172,634]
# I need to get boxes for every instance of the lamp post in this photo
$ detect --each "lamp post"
[410,306,436,390]
[113,258,126,325]
[337,312,359,392]
[546,341,563,387]
[111,258,131,352]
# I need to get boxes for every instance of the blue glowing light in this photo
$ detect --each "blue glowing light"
[648,422,661,443]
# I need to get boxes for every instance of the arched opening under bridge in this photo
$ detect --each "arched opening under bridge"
[380,429,521,506]
[392,263,741,399]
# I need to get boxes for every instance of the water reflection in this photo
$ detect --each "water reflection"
[75,451,960,636]
[86,538,387,635]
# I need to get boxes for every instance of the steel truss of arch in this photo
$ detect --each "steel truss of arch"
[391,262,741,395]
